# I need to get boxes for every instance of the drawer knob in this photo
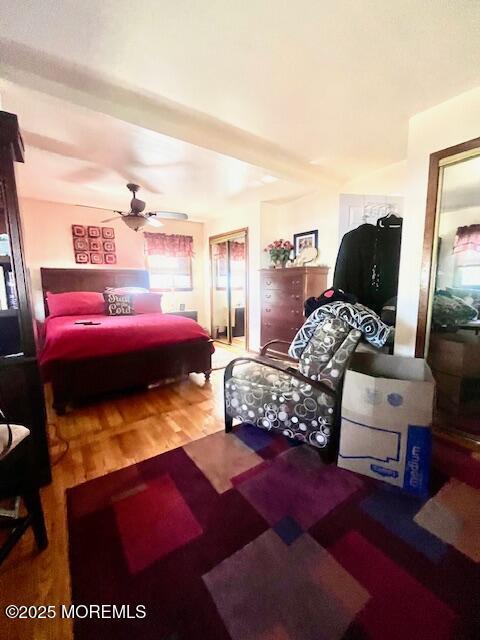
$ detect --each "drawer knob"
[266,280,271,285]
[265,308,271,312]
[265,294,271,299]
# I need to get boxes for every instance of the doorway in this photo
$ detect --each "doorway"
[209,229,248,350]
[416,138,480,446]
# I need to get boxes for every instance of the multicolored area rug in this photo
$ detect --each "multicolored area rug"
[67,426,480,640]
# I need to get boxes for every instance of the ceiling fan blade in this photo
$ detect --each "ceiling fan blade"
[101,216,124,223]
[75,204,127,216]
[64,166,109,183]
[148,211,189,220]
[146,217,163,228]
[75,204,114,212]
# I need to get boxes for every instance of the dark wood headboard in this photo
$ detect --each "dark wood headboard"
[40,267,150,316]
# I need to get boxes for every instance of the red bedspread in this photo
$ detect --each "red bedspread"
[40,313,212,378]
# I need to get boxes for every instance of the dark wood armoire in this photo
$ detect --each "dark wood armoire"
[0,111,51,486]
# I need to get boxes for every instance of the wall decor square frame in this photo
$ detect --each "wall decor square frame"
[72,224,117,265]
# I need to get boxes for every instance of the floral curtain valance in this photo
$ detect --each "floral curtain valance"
[144,232,194,257]
[453,224,480,254]
[213,241,245,261]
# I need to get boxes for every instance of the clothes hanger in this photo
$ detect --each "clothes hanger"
[377,206,402,229]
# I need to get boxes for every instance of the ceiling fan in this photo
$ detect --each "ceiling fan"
[76,183,188,232]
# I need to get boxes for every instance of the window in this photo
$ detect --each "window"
[147,254,193,291]
[458,265,480,288]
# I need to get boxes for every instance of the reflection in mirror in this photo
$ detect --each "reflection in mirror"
[211,241,230,342]
[427,152,480,443]
[210,232,247,349]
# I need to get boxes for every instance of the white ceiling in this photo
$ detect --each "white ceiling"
[0,0,479,211]
[1,81,305,218]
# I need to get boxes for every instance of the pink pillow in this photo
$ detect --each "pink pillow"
[46,291,105,318]
[132,293,163,314]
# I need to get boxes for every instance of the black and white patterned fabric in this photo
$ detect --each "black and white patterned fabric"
[288,301,392,360]
[225,319,362,449]
[299,321,362,383]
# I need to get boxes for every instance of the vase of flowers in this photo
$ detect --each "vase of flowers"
[264,239,293,268]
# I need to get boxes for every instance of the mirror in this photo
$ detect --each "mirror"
[424,150,480,444]
[210,231,247,349]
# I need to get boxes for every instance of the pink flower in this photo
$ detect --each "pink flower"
[264,238,293,257]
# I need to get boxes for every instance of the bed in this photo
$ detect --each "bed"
[39,267,213,414]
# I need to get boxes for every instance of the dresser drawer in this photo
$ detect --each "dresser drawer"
[263,288,303,305]
[262,272,304,292]
[262,303,303,320]
[287,307,303,320]
[262,289,283,305]
[261,319,303,341]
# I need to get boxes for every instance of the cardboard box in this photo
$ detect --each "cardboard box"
[338,352,434,496]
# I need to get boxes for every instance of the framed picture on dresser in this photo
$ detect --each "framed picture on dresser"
[293,230,318,257]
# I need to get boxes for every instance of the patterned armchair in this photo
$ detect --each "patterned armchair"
[224,317,362,456]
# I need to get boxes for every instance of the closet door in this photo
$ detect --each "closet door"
[229,236,246,343]
[338,194,404,238]
[211,240,231,342]
[209,230,248,347]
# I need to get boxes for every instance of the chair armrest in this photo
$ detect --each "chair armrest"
[224,355,336,398]
[260,340,293,357]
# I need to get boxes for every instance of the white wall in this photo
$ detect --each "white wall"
[19,198,207,324]
[342,161,407,196]
[260,189,340,285]
[395,86,480,355]
[203,203,261,351]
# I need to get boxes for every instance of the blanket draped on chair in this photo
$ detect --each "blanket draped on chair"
[288,301,393,360]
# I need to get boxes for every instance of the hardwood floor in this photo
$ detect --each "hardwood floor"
[0,365,227,640]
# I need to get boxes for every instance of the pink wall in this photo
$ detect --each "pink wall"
[20,198,206,323]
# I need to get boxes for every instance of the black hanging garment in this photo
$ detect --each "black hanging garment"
[333,218,402,315]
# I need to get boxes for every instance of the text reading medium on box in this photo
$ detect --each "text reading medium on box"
[338,418,431,496]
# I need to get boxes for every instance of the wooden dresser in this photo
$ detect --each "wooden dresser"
[260,266,329,355]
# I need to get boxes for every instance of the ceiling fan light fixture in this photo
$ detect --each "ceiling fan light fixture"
[79,184,186,232]
[122,216,147,232]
